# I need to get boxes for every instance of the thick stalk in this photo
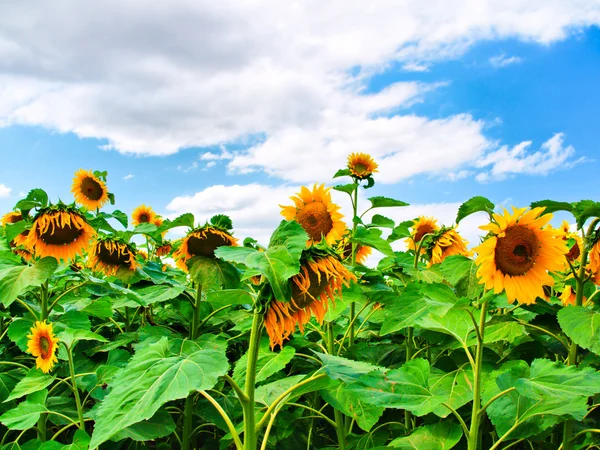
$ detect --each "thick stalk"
[243,312,263,450]
[467,300,488,450]
[327,323,347,450]
[66,344,85,430]
[182,284,203,450]
[348,180,359,347]
[404,327,414,431]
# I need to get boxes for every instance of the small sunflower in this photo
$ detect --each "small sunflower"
[1,211,29,247]
[280,184,346,245]
[588,239,600,284]
[556,221,583,262]
[88,237,138,276]
[71,169,109,210]
[337,234,372,265]
[27,321,59,373]
[429,228,472,266]
[131,205,156,227]
[173,225,237,272]
[265,251,356,349]
[559,285,580,307]
[347,153,378,179]
[156,241,172,257]
[474,207,567,305]
[406,216,439,252]
[25,206,96,262]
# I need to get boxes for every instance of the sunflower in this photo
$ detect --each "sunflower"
[347,153,378,179]
[474,207,567,305]
[1,211,29,247]
[588,239,600,284]
[406,216,439,252]
[27,321,59,373]
[71,169,109,210]
[25,206,96,262]
[429,228,472,266]
[173,225,238,272]
[131,205,156,227]
[88,237,138,276]
[155,241,172,257]
[337,234,372,265]
[559,285,580,307]
[556,221,583,262]
[14,248,33,262]
[280,184,346,245]
[264,251,356,349]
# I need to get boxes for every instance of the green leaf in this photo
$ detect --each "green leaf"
[4,369,55,403]
[89,336,229,449]
[57,328,107,348]
[368,214,395,229]
[529,200,573,215]
[429,366,473,418]
[456,196,494,224]
[352,227,394,257]
[387,220,414,242]
[267,220,308,262]
[110,409,175,442]
[334,183,358,195]
[7,319,34,352]
[321,383,384,431]
[15,189,49,211]
[573,200,600,229]
[417,307,476,348]
[316,353,383,384]
[5,221,28,244]
[367,196,409,209]
[114,284,186,309]
[157,213,195,234]
[234,340,295,387]
[333,169,351,178]
[110,210,129,228]
[388,421,463,449]
[255,375,336,406]
[0,368,25,408]
[132,222,158,234]
[187,257,239,291]
[38,430,90,450]
[439,255,482,299]
[0,257,58,306]
[558,306,600,355]
[0,389,47,430]
[206,289,253,307]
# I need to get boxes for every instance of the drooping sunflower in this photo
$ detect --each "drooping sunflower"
[71,169,109,210]
[155,241,172,257]
[336,234,372,265]
[88,237,138,276]
[556,220,583,262]
[25,206,96,262]
[131,205,156,227]
[406,216,439,252]
[264,250,356,349]
[27,321,59,373]
[474,207,567,305]
[429,228,472,266]
[280,184,346,245]
[1,211,29,247]
[173,221,238,272]
[347,153,378,180]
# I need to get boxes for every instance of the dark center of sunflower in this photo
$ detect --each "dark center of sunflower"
[565,242,580,261]
[138,213,150,223]
[81,177,103,201]
[7,213,22,224]
[413,224,436,243]
[353,162,368,175]
[40,220,83,245]
[39,336,50,356]
[296,202,333,241]
[291,268,329,309]
[188,231,231,257]
[98,242,132,266]
[494,225,540,276]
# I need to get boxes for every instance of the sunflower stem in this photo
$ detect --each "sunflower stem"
[348,178,360,352]
[36,282,50,441]
[327,323,347,450]
[404,326,414,431]
[65,343,85,430]
[243,311,263,450]
[467,299,488,450]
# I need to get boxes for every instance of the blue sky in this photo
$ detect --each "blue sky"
[0,2,599,247]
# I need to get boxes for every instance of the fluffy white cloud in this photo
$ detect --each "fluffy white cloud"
[0,183,11,198]
[475,133,586,182]
[489,53,523,67]
[123,174,134,180]
[0,0,598,174]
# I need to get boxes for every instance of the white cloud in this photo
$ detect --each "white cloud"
[475,133,586,182]
[200,147,233,161]
[123,174,134,180]
[0,183,11,198]
[176,161,199,173]
[489,53,523,67]
[402,62,430,72]
[0,0,598,172]
[205,161,217,168]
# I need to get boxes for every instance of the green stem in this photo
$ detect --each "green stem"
[404,327,414,431]
[65,344,85,430]
[327,323,347,450]
[467,300,488,450]
[348,179,359,348]
[243,311,263,450]
[182,283,203,450]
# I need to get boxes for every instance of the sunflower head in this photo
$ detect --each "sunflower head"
[1,210,29,247]
[88,236,138,276]
[132,205,156,227]
[25,205,96,262]
[71,169,109,210]
[280,184,346,245]
[336,234,372,265]
[428,227,472,266]
[559,285,579,307]
[556,220,582,262]
[347,153,378,180]
[406,216,439,252]
[156,241,173,257]
[474,207,567,305]
[27,321,59,373]
[264,249,356,349]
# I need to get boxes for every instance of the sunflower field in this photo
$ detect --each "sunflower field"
[2,155,600,450]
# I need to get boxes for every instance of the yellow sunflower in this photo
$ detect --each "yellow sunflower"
[474,207,567,305]
[88,237,138,276]
[131,205,156,227]
[429,228,472,266]
[588,239,600,284]
[559,285,581,307]
[265,252,356,349]
[173,225,238,272]
[155,241,172,257]
[71,169,109,210]
[27,321,59,373]
[280,184,346,245]
[556,220,583,263]
[25,207,96,262]
[347,153,378,179]
[336,234,372,265]
[1,211,29,247]
[406,216,439,252]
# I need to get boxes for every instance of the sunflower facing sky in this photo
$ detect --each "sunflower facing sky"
[347,152,379,180]
[25,206,96,262]
[429,228,472,266]
[474,207,567,305]
[173,224,238,272]
[280,184,346,245]
[71,169,109,211]
[27,320,59,373]
[406,216,439,252]
[88,237,138,276]
[131,204,156,227]
[264,250,356,349]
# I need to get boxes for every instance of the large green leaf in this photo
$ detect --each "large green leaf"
[7,318,34,352]
[429,365,473,418]
[187,256,239,291]
[255,375,336,406]
[206,289,253,307]
[321,383,384,431]
[38,430,90,450]
[89,336,229,449]
[439,255,482,299]
[0,389,47,430]
[233,339,296,387]
[456,196,494,224]
[316,353,383,384]
[388,421,463,449]
[57,328,107,349]
[4,369,55,403]
[529,200,573,215]
[367,196,409,209]
[110,409,176,442]
[0,257,58,306]
[558,306,600,355]
[573,200,600,229]
[113,283,185,309]
[417,307,475,348]
[352,227,394,257]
